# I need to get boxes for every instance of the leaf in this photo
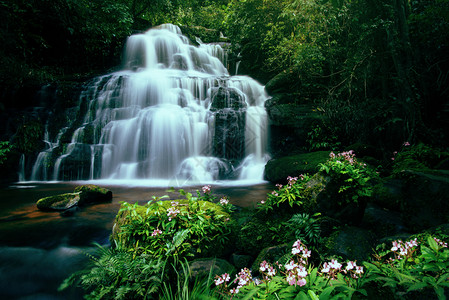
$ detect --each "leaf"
[307,290,319,300]
[319,285,336,300]
[406,281,429,292]
[428,236,440,252]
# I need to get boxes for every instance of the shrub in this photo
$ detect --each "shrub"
[318,150,379,205]
[111,188,234,260]
[59,244,166,300]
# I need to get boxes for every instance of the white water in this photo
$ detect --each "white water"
[30,24,270,186]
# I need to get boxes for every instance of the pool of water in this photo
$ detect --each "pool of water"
[0,181,273,299]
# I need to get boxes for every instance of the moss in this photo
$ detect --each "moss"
[264,151,330,183]
[36,192,80,211]
[74,184,112,205]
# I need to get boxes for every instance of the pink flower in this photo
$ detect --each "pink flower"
[355,265,364,275]
[329,259,342,270]
[267,266,276,277]
[202,185,211,194]
[219,198,229,205]
[285,260,298,271]
[214,277,224,286]
[167,207,180,221]
[259,260,268,272]
[321,262,330,273]
[403,141,410,146]
[151,229,162,236]
[345,261,356,271]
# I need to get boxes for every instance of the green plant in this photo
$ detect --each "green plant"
[318,151,379,204]
[364,236,449,299]
[113,188,234,260]
[391,142,449,175]
[306,124,341,151]
[285,213,321,247]
[260,175,311,212]
[0,141,12,165]
[160,259,220,300]
[59,243,166,299]
[214,240,367,299]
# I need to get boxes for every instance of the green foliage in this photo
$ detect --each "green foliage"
[285,213,321,247]
[160,259,220,300]
[365,236,449,299]
[318,151,379,204]
[59,244,167,299]
[12,119,44,154]
[260,175,311,212]
[306,123,341,151]
[215,240,368,299]
[0,141,12,165]
[113,189,234,260]
[391,143,449,176]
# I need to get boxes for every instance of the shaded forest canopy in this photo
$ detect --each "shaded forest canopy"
[0,0,449,157]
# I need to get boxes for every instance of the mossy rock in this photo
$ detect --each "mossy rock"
[74,184,112,205]
[189,258,236,279]
[251,244,290,276]
[400,170,449,231]
[36,192,81,211]
[264,151,330,183]
[36,184,112,211]
[323,226,377,262]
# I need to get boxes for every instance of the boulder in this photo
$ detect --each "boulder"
[189,258,236,279]
[230,253,253,271]
[36,193,81,211]
[74,184,112,205]
[324,226,377,262]
[210,87,247,110]
[36,185,112,211]
[251,244,290,275]
[306,172,368,226]
[264,151,330,183]
[264,95,319,127]
[400,170,449,231]
[265,67,301,95]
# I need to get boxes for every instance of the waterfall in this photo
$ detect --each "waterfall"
[18,154,25,182]
[31,24,270,185]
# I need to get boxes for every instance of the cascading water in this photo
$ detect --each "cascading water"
[31,24,270,186]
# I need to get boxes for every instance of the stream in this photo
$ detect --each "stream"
[0,181,272,299]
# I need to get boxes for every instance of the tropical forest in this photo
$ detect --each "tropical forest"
[1,0,449,299]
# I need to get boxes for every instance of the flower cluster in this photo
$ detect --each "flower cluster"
[262,174,310,209]
[219,197,229,206]
[321,259,364,279]
[167,201,181,221]
[434,237,448,248]
[214,240,367,297]
[151,229,162,236]
[202,185,211,194]
[259,260,276,280]
[329,150,359,165]
[214,273,230,286]
[391,238,418,260]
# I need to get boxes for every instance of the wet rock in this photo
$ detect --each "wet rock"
[36,185,112,211]
[324,226,377,262]
[36,193,81,211]
[251,244,289,275]
[400,170,449,231]
[189,258,235,278]
[74,184,112,205]
[264,151,329,183]
[230,253,253,271]
[60,206,80,217]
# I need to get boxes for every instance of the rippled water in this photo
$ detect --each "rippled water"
[0,182,272,299]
